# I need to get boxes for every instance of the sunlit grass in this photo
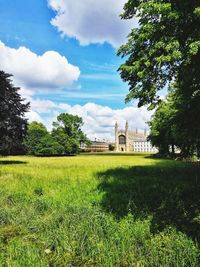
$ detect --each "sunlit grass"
[0,153,199,266]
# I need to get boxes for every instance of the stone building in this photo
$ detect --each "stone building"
[81,141,109,152]
[115,121,156,152]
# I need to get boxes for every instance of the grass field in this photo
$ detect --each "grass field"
[0,153,199,266]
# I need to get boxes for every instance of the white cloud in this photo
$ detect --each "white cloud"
[48,0,137,48]
[0,41,80,90]
[29,100,152,141]
[31,99,58,113]
[27,110,43,123]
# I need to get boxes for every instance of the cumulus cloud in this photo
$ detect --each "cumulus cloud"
[29,100,152,140]
[0,41,80,89]
[66,103,152,140]
[48,0,136,48]
[27,110,43,123]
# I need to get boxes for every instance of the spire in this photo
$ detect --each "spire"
[115,121,119,152]
[125,120,128,132]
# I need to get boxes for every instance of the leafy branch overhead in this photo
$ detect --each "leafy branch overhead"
[118,0,200,108]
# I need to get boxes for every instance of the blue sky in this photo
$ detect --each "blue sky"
[0,0,151,139]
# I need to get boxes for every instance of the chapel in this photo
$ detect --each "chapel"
[115,121,156,152]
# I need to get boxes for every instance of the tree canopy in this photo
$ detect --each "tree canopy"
[148,93,178,156]
[118,0,200,158]
[24,122,48,155]
[118,0,200,108]
[24,114,89,156]
[0,71,29,155]
[24,122,63,156]
[52,113,89,155]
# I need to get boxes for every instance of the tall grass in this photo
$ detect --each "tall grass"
[0,154,199,266]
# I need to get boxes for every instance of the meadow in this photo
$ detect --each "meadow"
[0,153,199,266]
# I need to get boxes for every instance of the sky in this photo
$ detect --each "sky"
[0,0,153,140]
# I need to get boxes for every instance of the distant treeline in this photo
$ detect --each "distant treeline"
[0,71,89,156]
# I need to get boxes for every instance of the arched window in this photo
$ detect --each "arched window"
[119,135,126,145]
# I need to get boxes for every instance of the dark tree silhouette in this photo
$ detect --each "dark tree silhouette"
[0,71,30,155]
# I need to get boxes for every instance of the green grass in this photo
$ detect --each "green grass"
[0,153,199,266]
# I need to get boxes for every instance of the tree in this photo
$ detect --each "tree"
[24,115,89,156]
[52,113,89,155]
[118,0,200,108]
[0,71,29,155]
[109,144,115,151]
[24,122,48,155]
[148,85,200,158]
[148,95,178,156]
[118,0,200,158]
[34,134,64,156]
[166,83,200,158]
[24,121,64,156]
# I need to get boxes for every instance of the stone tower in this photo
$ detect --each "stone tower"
[115,121,118,151]
[125,121,129,152]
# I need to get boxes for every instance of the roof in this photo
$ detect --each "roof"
[117,131,147,141]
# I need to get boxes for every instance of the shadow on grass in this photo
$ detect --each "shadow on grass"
[0,160,27,165]
[81,152,149,157]
[97,162,200,242]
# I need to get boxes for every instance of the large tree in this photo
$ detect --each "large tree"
[24,121,64,156]
[0,71,30,155]
[24,115,89,156]
[148,93,178,156]
[118,0,200,107]
[52,113,89,155]
[118,0,200,157]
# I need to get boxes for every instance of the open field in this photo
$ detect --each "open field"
[0,153,199,266]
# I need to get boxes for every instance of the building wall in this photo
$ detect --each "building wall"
[133,141,157,153]
[82,141,109,152]
[115,121,156,153]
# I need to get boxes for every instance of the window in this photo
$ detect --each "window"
[119,135,126,145]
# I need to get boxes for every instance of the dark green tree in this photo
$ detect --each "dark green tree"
[24,121,64,156]
[0,71,30,155]
[34,134,64,156]
[167,83,200,158]
[24,122,48,155]
[148,95,177,156]
[52,113,89,155]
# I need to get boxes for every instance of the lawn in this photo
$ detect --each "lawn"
[0,153,199,266]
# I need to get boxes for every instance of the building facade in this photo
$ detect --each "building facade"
[81,141,109,152]
[115,121,157,152]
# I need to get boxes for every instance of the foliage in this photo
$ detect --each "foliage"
[24,121,63,156]
[24,122,49,155]
[24,114,88,156]
[0,154,199,266]
[148,86,200,157]
[171,83,200,158]
[118,0,200,158]
[148,94,177,156]
[118,0,200,107]
[52,113,89,155]
[109,144,115,151]
[0,71,30,155]
[34,134,64,156]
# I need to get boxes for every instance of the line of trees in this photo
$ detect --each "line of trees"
[118,0,200,158]
[24,114,89,156]
[148,88,200,158]
[0,71,88,156]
